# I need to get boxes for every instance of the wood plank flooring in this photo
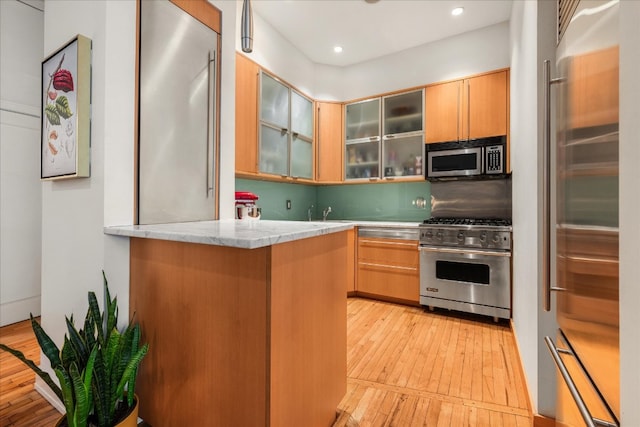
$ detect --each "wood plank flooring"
[333,298,532,426]
[0,318,61,426]
[0,299,532,426]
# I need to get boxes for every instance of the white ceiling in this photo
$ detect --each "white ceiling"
[252,0,513,67]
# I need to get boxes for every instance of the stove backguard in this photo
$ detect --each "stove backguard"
[430,177,512,220]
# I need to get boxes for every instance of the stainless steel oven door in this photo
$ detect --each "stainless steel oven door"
[419,246,511,317]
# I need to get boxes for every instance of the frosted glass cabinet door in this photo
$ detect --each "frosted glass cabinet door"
[260,125,288,175]
[382,134,424,177]
[383,90,423,136]
[291,91,313,138]
[291,137,313,178]
[345,98,380,141]
[260,73,289,129]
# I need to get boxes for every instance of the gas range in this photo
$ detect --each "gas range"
[419,217,512,251]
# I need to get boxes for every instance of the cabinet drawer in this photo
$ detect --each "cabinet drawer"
[358,237,418,268]
[357,262,419,303]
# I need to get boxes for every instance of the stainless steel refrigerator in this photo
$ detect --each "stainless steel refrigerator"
[543,1,620,426]
[138,0,220,224]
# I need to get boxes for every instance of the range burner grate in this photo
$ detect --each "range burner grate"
[422,217,512,227]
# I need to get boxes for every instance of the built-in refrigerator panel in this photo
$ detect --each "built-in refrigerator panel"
[138,0,218,224]
[548,1,620,426]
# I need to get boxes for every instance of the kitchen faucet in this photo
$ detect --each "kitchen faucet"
[322,206,332,221]
[308,204,314,221]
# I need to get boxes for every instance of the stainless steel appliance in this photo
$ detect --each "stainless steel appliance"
[419,217,512,320]
[138,0,220,224]
[426,136,506,180]
[543,1,620,426]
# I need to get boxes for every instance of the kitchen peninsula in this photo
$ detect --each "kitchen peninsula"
[104,220,352,426]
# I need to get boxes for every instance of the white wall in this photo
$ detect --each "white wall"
[340,21,510,101]
[619,2,640,424]
[509,0,558,417]
[0,0,44,326]
[242,11,509,103]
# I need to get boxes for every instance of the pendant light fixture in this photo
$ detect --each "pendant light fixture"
[241,0,253,53]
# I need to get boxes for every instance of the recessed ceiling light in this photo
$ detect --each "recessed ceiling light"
[334,46,343,53]
[452,7,464,16]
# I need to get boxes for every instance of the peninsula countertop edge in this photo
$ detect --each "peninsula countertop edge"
[104,219,355,249]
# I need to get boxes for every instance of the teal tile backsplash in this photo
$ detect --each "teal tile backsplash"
[235,179,317,220]
[236,178,431,222]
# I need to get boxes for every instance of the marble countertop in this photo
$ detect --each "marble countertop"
[104,219,354,249]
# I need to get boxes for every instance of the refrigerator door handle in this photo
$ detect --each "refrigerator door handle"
[544,336,619,427]
[542,59,566,312]
[206,49,216,197]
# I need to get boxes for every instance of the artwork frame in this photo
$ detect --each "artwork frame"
[41,34,92,180]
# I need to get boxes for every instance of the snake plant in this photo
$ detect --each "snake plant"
[0,272,148,427]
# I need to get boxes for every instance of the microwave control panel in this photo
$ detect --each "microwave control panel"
[485,145,504,174]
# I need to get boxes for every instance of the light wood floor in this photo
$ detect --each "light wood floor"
[0,299,532,426]
[333,298,532,426]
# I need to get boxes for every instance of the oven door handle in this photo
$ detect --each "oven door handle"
[419,245,511,258]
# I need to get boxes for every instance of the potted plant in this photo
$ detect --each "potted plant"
[0,272,148,427]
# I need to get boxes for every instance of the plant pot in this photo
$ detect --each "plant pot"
[54,395,139,427]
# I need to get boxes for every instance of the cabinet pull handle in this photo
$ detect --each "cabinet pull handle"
[368,177,378,182]
[457,82,461,141]
[317,106,321,180]
[544,334,618,427]
[369,136,378,141]
[359,262,417,272]
[206,49,216,197]
[542,59,565,312]
[466,80,471,141]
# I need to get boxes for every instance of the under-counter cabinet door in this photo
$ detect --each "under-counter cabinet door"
[316,102,343,182]
[235,53,259,174]
[425,80,462,143]
[464,70,509,140]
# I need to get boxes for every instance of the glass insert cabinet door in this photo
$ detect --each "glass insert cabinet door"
[383,90,423,136]
[259,71,313,178]
[345,140,380,179]
[382,134,424,177]
[290,90,313,178]
[345,98,380,141]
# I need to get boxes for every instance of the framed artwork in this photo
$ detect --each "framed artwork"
[41,35,92,180]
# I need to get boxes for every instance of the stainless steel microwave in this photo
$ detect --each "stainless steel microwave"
[426,137,506,180]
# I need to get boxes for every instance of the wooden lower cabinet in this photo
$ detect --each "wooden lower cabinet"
[356,236,420,304]
[130,232,347,427]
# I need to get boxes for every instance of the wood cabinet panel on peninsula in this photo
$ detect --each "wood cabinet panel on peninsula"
[129,232,347,427]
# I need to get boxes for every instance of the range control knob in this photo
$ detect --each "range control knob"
[457,231,464,242]
[436,231,443,241]
[492,234,501,244]
[480,232,487,243]
[425,230,433,239]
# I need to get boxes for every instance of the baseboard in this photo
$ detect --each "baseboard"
[35,377,65,414]
[0,295,41,327]
[509,319,536,418]
[534,414,556,427]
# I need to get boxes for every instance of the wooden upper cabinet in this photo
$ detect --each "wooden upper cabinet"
[235,53,259,174]
[316,101,343,182]
[568,46,619,129]
[464,70,509,140]
[425,69,509,143]
[425,80,462,143]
